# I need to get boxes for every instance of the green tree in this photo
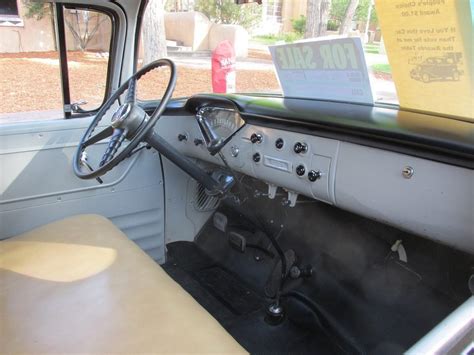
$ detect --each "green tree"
[143,0,167,64]
[330,0,377,29]
[195,0,262,30]
[22,0,50,20]
[339,0,359,34]
[356,0,378,25]
[305,0,331,38]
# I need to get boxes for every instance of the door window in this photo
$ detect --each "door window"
[0,3,113,123]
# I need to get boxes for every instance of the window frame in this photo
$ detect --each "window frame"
[0,0,22,26]
[55,2,119,119]
[0,0,19,17]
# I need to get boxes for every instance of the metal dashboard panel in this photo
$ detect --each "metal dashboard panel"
[156,114,472,253]
[156,116,338,204]
[243,125,338,204]
[336,142,473,253]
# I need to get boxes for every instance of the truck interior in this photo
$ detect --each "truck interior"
[1,0,473,354]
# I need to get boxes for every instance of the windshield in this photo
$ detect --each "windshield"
[138,1,393,100]
[137,0,473,121]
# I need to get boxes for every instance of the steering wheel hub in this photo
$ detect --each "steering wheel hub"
[111,103,132,128]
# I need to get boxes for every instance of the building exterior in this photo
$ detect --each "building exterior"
[256,0,306,34]
[0,1,56,53]
[0,1,111,53]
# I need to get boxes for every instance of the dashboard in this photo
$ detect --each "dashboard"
[156,97,473,254]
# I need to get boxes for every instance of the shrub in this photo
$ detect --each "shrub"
[282,32,302,43]
[195,0,262,30]
[291,15,306,35]
[327,19,339,31]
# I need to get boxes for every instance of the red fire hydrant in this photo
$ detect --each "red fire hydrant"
[212,40,236,93]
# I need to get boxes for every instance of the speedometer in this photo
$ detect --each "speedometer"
[196,106,245,153]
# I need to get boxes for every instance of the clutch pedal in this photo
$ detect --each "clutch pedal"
[213,212,228,233]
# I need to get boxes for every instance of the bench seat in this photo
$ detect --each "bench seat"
[0,214,246,354]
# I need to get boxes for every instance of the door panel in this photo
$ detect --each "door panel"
[0,117,166,263]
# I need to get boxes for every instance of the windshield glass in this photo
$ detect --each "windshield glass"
[138,0,473,120]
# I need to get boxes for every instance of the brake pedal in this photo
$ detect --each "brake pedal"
[228,231,246,253]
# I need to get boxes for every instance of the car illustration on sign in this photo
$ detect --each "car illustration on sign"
[410,53,463,83]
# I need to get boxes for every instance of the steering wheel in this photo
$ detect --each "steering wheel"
[73,58,176,180]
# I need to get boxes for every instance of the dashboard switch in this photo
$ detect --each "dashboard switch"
[296,164,306,176]
[275,138,284,149]
[308,170,322,182]
[294,142,308,154]
[250,133,263,144]
[253,153,261,163]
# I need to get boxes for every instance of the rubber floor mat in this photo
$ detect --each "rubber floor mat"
[194,267,263,316]
[163,241,342,354]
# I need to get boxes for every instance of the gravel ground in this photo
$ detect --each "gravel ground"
[0,51,280,114]
[0,50,396,115]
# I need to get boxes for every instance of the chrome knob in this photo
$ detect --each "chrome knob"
[308,170,321,182]
[294,142,308,154]
[250,133,263,144]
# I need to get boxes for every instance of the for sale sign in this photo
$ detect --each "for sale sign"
[269,37,373,104]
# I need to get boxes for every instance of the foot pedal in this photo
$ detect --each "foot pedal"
[265,249,296,298]
[228,231,246,253]
[213,212,228,233]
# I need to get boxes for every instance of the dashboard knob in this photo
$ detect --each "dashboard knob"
[308,170,322,182]
[275,138,284,149]
[250,133,263,144]
[253,153,261,163]
[296,164,306,176]
[294,142,308,154]
[178,133,188,142]
[230,145,240,157]
[194,138,204,146]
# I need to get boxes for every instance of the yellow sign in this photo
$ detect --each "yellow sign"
[376,0,473,121]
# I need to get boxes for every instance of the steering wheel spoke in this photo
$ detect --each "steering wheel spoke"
[82,125,114,148]
[125,78,137,104]
[99,128,128,167]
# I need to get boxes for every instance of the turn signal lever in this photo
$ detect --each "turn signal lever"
[80,152,103,184]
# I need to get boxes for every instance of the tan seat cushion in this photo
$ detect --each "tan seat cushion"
[0,214,247,354]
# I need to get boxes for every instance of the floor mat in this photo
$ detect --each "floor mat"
[163,241,341,355]
[194,267,263,315]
